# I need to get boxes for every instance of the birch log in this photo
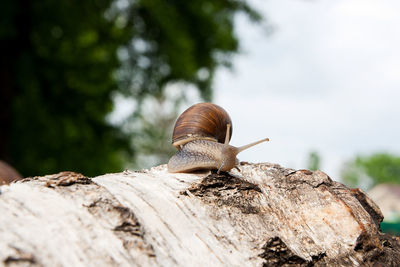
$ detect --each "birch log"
[0,163,399,266]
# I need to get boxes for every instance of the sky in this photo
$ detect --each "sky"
[213,0,400,181]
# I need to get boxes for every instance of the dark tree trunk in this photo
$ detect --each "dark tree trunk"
[0,0,32,164]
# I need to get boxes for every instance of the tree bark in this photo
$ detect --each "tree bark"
[1,163,399,266]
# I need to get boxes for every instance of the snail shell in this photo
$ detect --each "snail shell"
[172,103,232,148]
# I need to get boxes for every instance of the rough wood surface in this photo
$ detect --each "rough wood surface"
[1,163,399,266]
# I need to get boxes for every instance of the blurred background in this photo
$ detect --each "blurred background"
[0,0,399,233]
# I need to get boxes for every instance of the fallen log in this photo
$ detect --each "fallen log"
[0,163,399,266]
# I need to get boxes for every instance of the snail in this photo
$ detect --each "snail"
[167,103,269,173]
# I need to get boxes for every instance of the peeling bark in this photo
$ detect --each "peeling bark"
[0,163,399,266]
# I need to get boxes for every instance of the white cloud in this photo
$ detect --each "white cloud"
[214,0,400,180]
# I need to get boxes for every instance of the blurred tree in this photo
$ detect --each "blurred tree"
[307,151,320,171]
[341,153,400,190]
[0,0,261,176]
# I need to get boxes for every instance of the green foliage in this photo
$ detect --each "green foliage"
[1,0,261,176]
[307,151,320,171]
[341,153,400,190]
[380,222,400,236]
[115,0,261,102]
[4,0,131,177]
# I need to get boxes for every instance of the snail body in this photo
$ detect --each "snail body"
[168,103,269,173]
[168,139,238,173]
